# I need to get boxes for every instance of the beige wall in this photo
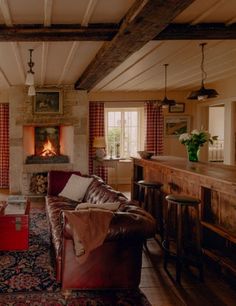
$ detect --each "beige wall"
[5,76,236,191]
[89,90,198,160]
[90,81,236,166]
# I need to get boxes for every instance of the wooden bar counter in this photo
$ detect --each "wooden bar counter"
[132,156,236,276]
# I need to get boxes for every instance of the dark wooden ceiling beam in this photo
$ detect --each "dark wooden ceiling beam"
[75,0,195,90]
[155,23,236,40]
[0,24,118,41]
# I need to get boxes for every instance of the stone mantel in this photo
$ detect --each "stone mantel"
[23,163,73,173]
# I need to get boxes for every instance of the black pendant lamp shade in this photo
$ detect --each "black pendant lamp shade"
[188,43,219,100]
[161,64,176,108]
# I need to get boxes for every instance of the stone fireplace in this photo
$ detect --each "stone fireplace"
[9,86,89,195]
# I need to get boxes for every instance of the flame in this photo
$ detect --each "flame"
[40,139,57,156]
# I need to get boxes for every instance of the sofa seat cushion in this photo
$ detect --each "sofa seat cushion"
[46,195,78,256]
[63,204,156,243]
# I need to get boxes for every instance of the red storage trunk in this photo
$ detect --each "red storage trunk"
[0,200,30,251]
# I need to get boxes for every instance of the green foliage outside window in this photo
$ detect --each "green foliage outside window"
[108,127,121,147]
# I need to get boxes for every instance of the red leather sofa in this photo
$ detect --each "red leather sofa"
[45,170,156,290]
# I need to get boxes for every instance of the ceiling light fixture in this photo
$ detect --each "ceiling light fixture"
[161,64,176,108]
[187,43,218,100]
[25,49,36,96]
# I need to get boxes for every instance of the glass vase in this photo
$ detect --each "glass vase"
[186,145,200,162]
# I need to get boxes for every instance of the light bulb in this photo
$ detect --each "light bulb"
[28,85,36,96]
[25,72,34,85]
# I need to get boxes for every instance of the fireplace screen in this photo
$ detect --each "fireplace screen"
[35,126,60,156]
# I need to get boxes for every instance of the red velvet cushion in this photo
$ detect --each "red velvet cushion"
[47,170,81,196]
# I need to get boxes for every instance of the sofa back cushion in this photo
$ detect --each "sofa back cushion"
[59,175,94,201]
[84,179,128,205]
[47,170,81,196]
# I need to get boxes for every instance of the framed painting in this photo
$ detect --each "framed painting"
[169,102,185,113]
[164,116,190,137]
[33,89,63,114]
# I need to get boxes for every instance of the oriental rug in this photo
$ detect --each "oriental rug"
[0,208,151,305]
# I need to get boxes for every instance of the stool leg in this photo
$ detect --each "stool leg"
[176,204,183,283]
[144,187,148,211]
[195,206,204,281]
[163,201,171,270]
[158,190,164,242]
[138,186,145,208]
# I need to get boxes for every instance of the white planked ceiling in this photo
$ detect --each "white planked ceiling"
[0,0,236,93]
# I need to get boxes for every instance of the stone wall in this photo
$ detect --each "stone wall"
[9,86,89,194]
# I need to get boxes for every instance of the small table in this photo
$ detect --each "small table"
[0,196,30,251]
[93,158,121,189]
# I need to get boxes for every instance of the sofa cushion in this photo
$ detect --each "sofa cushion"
[46,195,78,256]
[47,170,81,196]
[84,179,128,205]
[59,175,94,201]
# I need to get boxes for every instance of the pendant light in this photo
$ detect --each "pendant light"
[25,49,35,86]
[187,43,218,100]
[161,64,176,108]
[25,49,36,96]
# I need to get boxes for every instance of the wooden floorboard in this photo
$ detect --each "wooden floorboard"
[141,239,236,306]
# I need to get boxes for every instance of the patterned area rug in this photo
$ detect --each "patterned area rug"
[0,289,150,305]
[0,208,151,305]
[0,208,59,293]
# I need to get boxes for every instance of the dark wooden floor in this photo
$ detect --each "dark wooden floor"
[1,188,236,305]
[141,238,236,306]
[116,184,236,306]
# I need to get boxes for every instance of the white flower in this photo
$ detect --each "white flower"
[191,129,200,135]
[179,133,190,142]
[179,128,217,147]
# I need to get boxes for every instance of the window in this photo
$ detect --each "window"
[105,107,144,158]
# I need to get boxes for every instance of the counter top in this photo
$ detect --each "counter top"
[132,156,236,186]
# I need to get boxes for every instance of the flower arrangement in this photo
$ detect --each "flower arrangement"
[179,129,217,162]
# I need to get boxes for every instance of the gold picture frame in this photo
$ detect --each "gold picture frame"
[164,116,190,137]
[169,102,185,113]
[33,89,63,114]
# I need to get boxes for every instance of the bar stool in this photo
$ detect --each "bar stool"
[162,194,203,283]
[137,180,163,241]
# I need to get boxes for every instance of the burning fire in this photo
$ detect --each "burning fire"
[40,139,57,157]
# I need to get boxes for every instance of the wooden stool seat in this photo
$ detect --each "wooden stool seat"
[166,194,201,205]
[163,194,203,283]
[137,180,163,189]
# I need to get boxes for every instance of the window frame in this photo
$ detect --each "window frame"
[105,106,144,158]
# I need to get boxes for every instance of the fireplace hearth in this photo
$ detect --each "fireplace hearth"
[25,126,69,164]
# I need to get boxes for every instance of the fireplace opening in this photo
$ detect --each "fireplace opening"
[25,126,69,164]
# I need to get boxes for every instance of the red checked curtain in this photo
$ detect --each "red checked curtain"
[0,103,9,188]
[89,102,108,183]
[144,101,164,155]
